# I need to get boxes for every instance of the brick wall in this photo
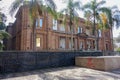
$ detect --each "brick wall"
[5,5,113,52]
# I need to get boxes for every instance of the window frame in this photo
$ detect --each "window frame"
[53,19,58,30]
[36,37,41,47]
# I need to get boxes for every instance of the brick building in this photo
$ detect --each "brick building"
[5,5,113,51]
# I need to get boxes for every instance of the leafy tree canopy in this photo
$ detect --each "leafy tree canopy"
[116,34,120,43]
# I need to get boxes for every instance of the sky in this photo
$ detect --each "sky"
[0,0,120,37]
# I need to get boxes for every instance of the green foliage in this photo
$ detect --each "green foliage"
[10,0,57,26]
[83,0,111,34]
[83,0,113,50]
[0,30,10,39]
[0,30,10,50]
[60,0,81,26]
[117,47,120,52]
[116,34,120,43]
[0,22,6,30]
[0,12,10,50]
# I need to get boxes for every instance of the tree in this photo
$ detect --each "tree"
[10,0,56,51]
[0,13,10,50]
[116,47,120,52]
[113,10,120,28]
[116,34,120,43]
[60,0,81,50]
[98,6,120,51]
[83,0,111,50]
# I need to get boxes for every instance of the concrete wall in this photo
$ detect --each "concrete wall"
[75,56,120,71]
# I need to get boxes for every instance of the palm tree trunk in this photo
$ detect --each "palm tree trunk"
[96,30,99,50]
[93,10,99,50]
[110,27,114,51]
[70,19,73,50]
[70,8,74,51]
[33,22,36,51]
[93,11,96,35]
[31,0,36,51]
[71,25,73,51]
[46,12,49,51]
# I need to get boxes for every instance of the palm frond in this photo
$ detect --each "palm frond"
[73,10,79,17]
[111,6,118,10]
[45,0,56,10]
[60,9,69,14]
[9,0,24,16]
[73,1,82,10]
[97,0,106,8]
[84,10,92,26]
[82,3,91,10]
[99,7,113,26]
[0,30,10,40]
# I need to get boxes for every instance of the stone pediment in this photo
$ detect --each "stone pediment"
[77,33,88,38]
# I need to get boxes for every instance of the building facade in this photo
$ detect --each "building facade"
[5,5,113,51]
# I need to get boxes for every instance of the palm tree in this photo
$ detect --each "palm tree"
[98,6,120,51]
[60,0,81,50]
[84,10,92,27]
[83,0,109,50]
[10,0,56,51]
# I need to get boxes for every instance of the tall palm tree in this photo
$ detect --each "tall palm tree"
[10,0,56,51]
[88,5,119,52]
[60,0,81,50]
[98,6,120,51]
[83,0,109,50]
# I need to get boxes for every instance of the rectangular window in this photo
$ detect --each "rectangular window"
[69,39,71,49]
[39,18,43,27]
[81,27,83,33]
[78,27,80,33]
[98,29,102,37]
[79,41,83,50]
[69,38,75,49]
[36,19,38,27]
[86,29,90,35]
[78,27,83,33]
[60,24,65,32]
[87,41,90,49]
[53,19,57,30]
[59,38,65,49]
[36,38,40,47]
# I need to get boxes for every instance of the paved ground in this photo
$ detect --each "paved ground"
[0,67,120,80]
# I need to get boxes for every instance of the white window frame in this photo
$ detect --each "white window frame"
[36,37,40,47]
[39,18,43,27]
[78,27,83,33]
[35,19,38,27]
[60,24,65,32]
[98,29,102,37]
[60,38,66,49]
[53,19,57,30]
